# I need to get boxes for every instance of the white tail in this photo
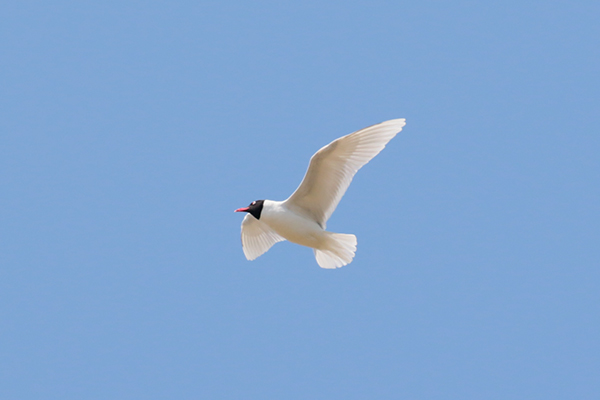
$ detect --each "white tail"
[314,233,357,269]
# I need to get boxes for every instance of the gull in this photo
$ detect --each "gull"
[235,118,406,268]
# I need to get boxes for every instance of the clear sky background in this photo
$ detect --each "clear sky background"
[2,1,599,399]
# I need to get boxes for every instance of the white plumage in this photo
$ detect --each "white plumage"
[236,118,406,269]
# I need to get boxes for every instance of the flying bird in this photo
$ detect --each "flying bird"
[235,118,406,269]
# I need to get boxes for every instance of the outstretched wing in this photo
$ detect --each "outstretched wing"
[240,214,286,260]
[285,118,405,227]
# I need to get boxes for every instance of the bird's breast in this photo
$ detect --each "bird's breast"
[261,202,326,249]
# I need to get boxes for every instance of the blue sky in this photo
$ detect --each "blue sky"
[1,1,599,398]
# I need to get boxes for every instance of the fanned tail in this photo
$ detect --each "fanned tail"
[314,233,357,269]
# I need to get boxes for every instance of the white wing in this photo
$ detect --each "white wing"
[285,118,405,227]
[240,213,286,260]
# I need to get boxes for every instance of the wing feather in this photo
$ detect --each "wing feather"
[285,118,405,226]
[240,214,286,260]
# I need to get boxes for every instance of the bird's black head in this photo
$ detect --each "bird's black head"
[234,200,265,220]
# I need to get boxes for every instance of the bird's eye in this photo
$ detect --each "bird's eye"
[251,201,255,205]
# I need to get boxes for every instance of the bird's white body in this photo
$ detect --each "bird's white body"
[260,200,325,249]
[237,118,406,269]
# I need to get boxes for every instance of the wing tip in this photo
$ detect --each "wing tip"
[381,118,406,130]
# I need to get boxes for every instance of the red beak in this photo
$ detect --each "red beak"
[235,207,250,213]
